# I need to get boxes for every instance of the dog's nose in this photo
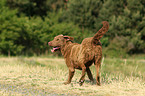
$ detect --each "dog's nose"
[48,42,52,46]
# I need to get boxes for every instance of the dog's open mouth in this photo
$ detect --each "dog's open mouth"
[51,47,60,53]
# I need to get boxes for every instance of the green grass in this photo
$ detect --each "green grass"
[0,57,145,96]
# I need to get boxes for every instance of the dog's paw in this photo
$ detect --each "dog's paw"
[63,81,70,85]
[79,80,84,86]
[96,82,101,86]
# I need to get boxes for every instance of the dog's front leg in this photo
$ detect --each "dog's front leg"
[79,65,86,86]
[64,67,75,85]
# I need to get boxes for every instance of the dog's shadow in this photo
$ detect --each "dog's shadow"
[71,79,97,85]
[84,78,97,85]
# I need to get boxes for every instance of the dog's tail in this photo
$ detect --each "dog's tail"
[92,21,109,44]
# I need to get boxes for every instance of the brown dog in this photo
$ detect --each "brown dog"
[48,21,109,86]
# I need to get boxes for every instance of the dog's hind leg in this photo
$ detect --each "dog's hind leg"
[94,56,102,86]
[86,68,94,84]
[64,67,75,85]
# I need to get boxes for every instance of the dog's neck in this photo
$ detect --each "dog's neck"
[60,41,73,58]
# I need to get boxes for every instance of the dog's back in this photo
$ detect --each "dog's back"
[69,37,102,68]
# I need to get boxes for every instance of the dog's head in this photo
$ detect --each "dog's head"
[48,35,74,52]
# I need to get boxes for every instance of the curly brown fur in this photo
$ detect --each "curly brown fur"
[48,21,109,86]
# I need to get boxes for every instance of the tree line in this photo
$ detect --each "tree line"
[0,0,145,57]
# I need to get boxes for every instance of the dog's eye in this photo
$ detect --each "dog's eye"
[56,39,59,41]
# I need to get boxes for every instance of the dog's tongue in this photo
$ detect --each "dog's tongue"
[51,47,60,53]
[51,49,55,53]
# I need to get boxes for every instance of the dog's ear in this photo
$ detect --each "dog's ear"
[64,36,74,41]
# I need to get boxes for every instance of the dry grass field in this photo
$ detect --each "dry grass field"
[0,57,145,96]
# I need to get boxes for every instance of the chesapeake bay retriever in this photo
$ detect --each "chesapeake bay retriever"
[48,21,109,86]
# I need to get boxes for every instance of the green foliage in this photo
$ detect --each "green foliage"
[6,0,65,17]
[103,36,131,58]
[0,0,23,55]
[0,0,145,56]
[61,0,103,31]
[100,0,145,54]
